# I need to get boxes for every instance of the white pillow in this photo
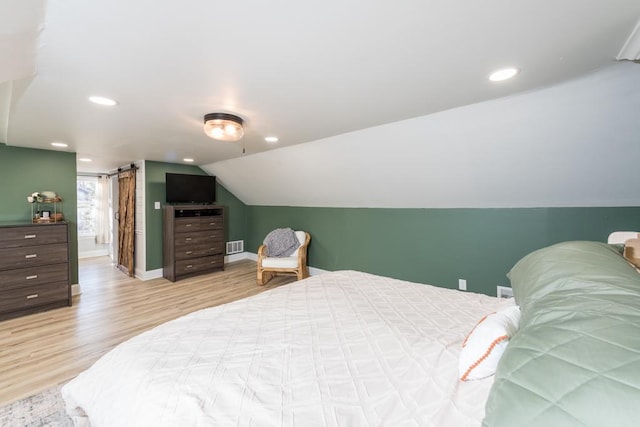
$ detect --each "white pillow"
[459,305,521,381]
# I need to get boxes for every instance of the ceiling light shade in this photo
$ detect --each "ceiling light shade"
[203,113,244,141]
[89,96,118,106]
[489,67,520,82]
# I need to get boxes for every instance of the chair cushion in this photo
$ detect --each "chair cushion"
[262,256,298,269]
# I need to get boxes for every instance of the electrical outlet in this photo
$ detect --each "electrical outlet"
[458,279,467,291]
[154,201,161,209]
[497,285,514,298]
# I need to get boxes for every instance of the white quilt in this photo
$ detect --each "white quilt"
[62,271,513,427]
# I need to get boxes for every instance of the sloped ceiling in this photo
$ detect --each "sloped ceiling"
[203,63,640,208]
[1,0,640,176]
[0,0,45,143]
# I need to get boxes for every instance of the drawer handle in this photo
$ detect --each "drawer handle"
[185,264,193,269]
[185,251,193,255]
[186,224,192,227]
[26,294,39,299]
[26,275,38,280]
[24,234,37,239]
[185,237,192,241]
[25,254,37,259]
[209,222,216,226]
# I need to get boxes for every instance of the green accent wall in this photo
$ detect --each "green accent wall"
[144,161,247,270]
[0,144,79,284]
[3,145,631,299]
[247,206,640,296]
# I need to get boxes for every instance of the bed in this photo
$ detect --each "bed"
[63,241,640,426]
[62,270,514,426]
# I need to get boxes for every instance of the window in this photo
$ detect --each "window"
[77,177,98,236]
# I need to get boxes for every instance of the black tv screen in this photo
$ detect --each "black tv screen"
[165,173,216,204]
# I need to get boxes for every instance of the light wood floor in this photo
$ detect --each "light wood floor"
[0,258,295,407]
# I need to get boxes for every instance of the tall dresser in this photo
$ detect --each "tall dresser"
[163,205,225,282]
[0,222,71,321]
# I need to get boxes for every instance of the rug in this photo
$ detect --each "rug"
[0,384,73,427]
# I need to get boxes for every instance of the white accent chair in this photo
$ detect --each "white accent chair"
[607,231,639,244]
[257,231,311,285]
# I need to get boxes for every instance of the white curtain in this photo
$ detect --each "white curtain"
[95,175,111,244]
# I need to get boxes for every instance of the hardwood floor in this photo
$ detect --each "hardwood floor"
[0,257,295,407]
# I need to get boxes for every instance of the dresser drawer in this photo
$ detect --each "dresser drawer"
[174,240,224,260]
[0,281,69,314]
[174,218,200,233]
[0,225,67,249]
[175,255,224,276]
[174,217,223,233]
[174,231,224,246]
[0,243,68,270]
[0,263,69,291]
[198,216,223,230]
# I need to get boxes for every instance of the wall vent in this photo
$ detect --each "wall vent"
[226,240,244,255]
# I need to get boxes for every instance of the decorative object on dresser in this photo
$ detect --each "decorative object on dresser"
[0,222,71,321]
[163,205,225,282]
[27,191,64,223]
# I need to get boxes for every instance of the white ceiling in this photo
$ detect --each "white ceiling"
[1,1,639,174]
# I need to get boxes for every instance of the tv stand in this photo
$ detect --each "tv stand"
[163,204,225,282]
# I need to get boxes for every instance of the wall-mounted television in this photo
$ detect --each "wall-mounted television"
[165,173,216,204]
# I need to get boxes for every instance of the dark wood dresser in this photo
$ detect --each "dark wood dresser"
[163,205,225,282]
[0,222,71,321]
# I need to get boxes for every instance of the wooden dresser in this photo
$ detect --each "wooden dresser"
[163,205,225,282]
[0,222,71,321]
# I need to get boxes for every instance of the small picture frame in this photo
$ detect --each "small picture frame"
[41,210,51,219]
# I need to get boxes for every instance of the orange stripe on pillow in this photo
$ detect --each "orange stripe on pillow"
[460,334,509,381]
[461,312,495,348]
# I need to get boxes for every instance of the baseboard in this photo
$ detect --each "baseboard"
[225,252,252,263]
[308,266,329,276]
[78,250,109,259]
[243,252,258,261]
[71,283,81,296]
[135,268,163,281]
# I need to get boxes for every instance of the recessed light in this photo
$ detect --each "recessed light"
[78,158,92,162]
[489,67,520,82]
[89,96,118,106]
[51,141,68,148]
[183,158,194,163]
[265,136,279,143]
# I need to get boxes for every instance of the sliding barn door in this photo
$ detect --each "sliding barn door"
[117,169,136,277]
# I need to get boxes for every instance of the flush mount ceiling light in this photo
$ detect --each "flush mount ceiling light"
[51,141,68,148]
[203,113,244,141]
[89,96,118,106]
[489,67,520,82]
[265,136,279,143]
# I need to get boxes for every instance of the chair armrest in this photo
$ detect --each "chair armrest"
[297,233,311,266]
[258,244,267,260]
